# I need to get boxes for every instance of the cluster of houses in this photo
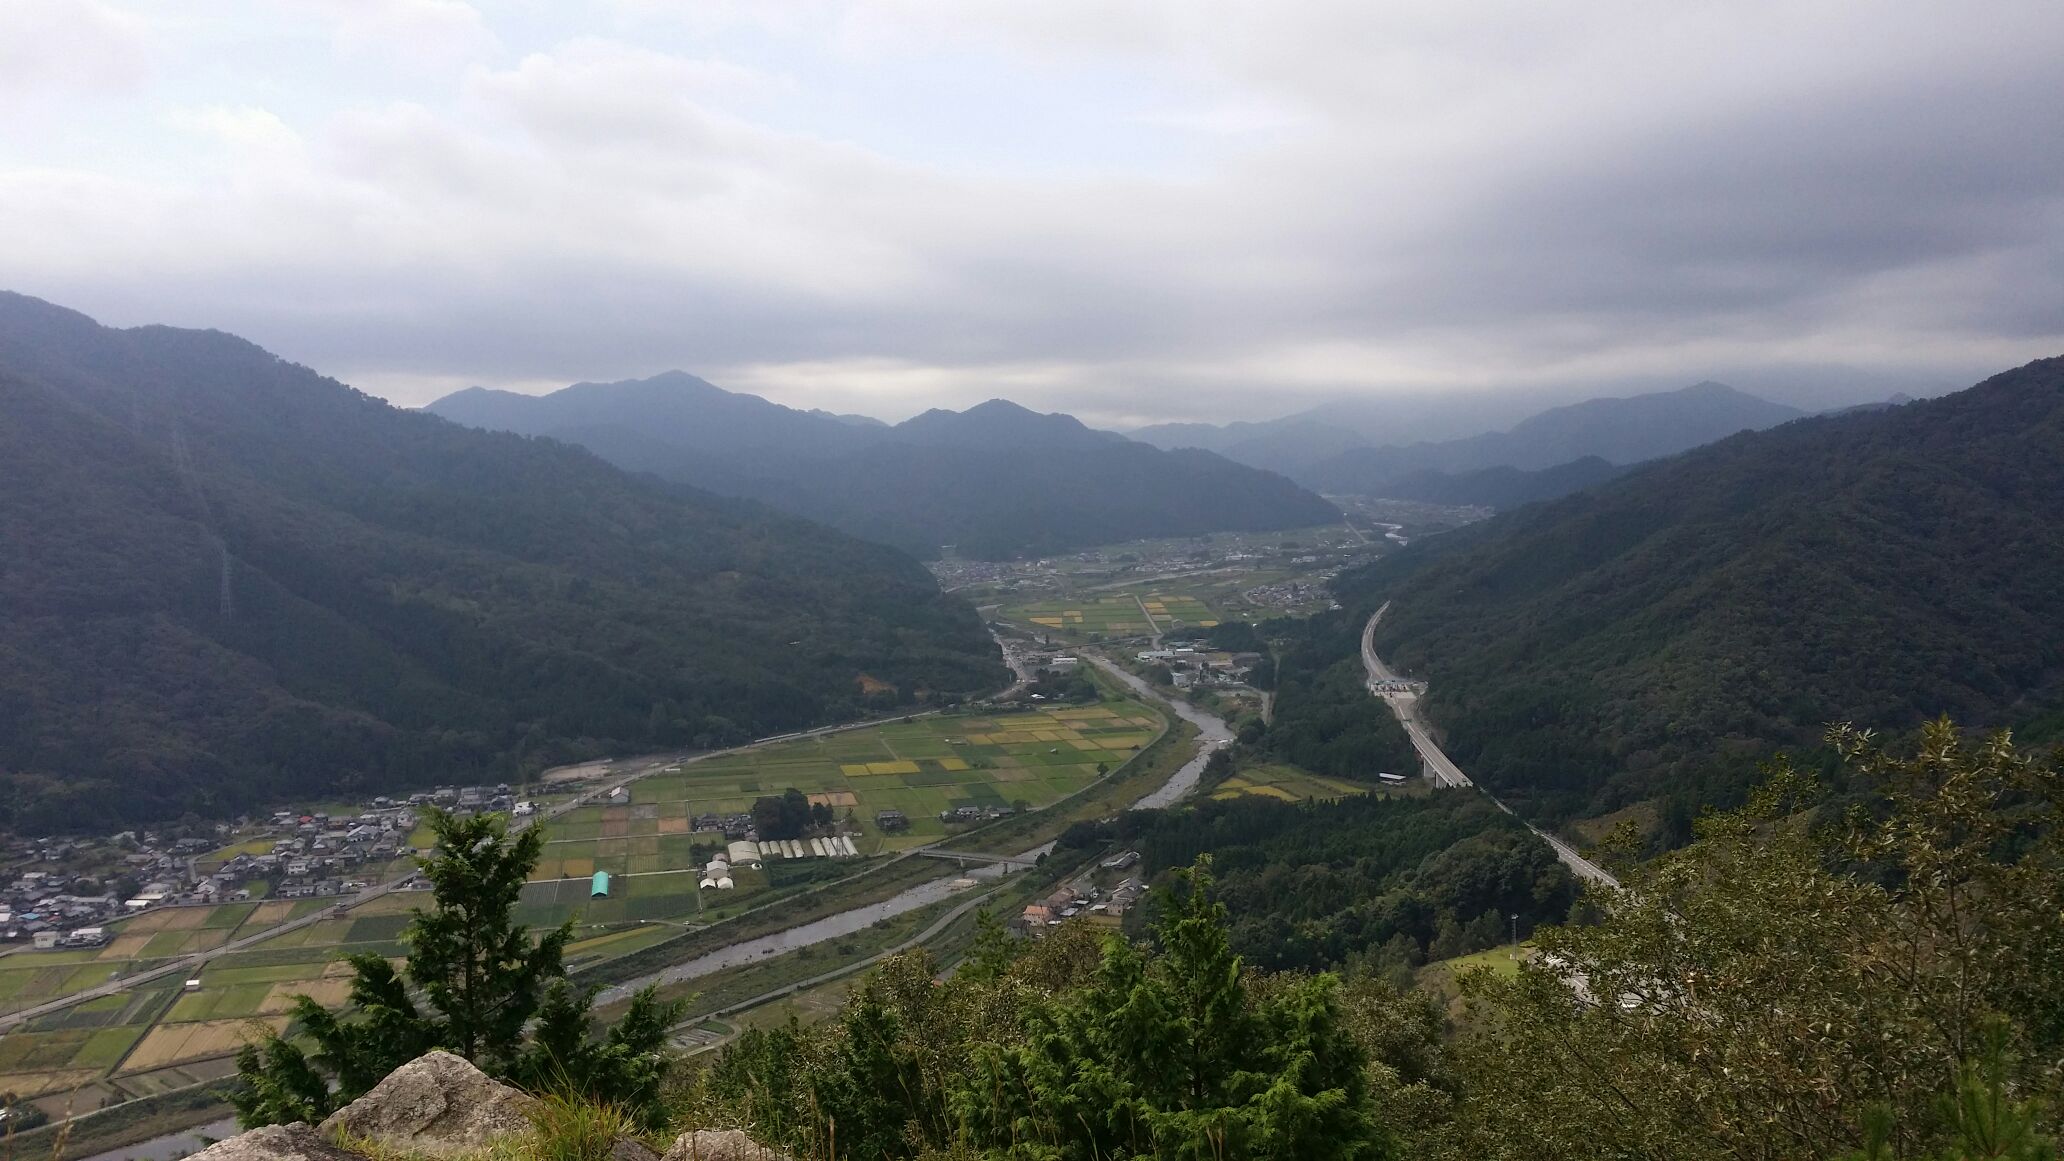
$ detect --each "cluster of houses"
[257,805,416,899]
[1241,579,1333,611]
[0,870,122,948]
[0,830,220,947]
[1016,863,1145,936]
[939,804,1016,825]
[927,528,1372,612]
[0,782,536,947]
[690,812,757,840]
[1135,643,1266,689]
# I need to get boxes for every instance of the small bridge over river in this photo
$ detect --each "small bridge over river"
[912,849,1042,870]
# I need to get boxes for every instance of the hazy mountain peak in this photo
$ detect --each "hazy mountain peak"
[892,396,1122,450]
[430,376,1332,558]
[1302,380,1806,493]
[965,397,1039,417]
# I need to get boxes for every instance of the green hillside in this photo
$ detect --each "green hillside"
[0,294,1005,830]
[1336,355,2064,828]
[429,383,1341,560]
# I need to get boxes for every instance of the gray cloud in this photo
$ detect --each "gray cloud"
[1,2,2059,422]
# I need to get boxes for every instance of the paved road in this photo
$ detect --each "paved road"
[617,644,1237,1015]
[1362,604,1620,889]
[913,849,1040,869]
[1080,566,1242,592]
[986,619,1036,692]
[1132,594,1165,646]
[601,648,1238,1004]
[671,876,1010,1055]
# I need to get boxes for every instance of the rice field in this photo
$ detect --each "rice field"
[1209,764,1376,803]
[1008,591,1224,639]
[0,695,1168,1100]
[522,699,1165,932]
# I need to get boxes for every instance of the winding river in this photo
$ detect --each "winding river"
[94,650,1231,1158]
[595,652,1231,1002]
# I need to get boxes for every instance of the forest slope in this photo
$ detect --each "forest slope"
[0,294,1004,829]
[429,380,1338,558]
[1338,356,2064,828]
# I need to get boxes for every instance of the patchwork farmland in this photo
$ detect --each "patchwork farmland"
[519,701,1162,922]
[1008,592,1221,639]
[0,698,1166,1111]
[1208,764,1379,803]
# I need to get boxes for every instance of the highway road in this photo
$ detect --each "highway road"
[1362,603,1620,889]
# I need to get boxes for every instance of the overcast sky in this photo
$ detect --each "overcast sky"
[3,1,2060,425]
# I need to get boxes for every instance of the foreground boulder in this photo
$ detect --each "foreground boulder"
[318,1050,538,1156]
[191,1052,784,1161]
[661,1129,792,1161]
[187,1123,362,1161]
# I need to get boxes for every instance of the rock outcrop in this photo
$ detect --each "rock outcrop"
[609,1138,663,1161]
[188,1123,363,1161]
[190,1052,787,1161]
[318,1050,539,1156]
[660,1129,792,1161]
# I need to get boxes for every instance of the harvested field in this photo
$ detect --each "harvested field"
[121,1017,287,1074]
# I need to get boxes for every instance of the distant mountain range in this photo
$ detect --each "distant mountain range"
[1372,456,1633,509]
[1130,392,1561,475]
[0,295,1004,830]
[1332,359,2062,832]
[1132,381,1833,510]
[1298,381,1806,496]
[429,375,1338,559]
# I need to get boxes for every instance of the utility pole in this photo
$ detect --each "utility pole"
[1510,912,1519,951]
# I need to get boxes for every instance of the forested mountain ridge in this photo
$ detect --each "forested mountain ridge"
[0,293,1005,830]
[1338,356,2064,830]
[1127,381,1802,485]
[1372,455,1631,510]
[1299,380,1803,494]
[426,377,1338,559]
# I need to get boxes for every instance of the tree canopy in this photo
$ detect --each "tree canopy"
[1333,357,2064,831]
[0,293,1005,828]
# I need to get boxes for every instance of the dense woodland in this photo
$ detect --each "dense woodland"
[1259,610,1421,779]
[224,717,2064,1159]
[662,724,2064,1160]
[1372,455,1630,510]
[430,379,1339,559]
[1110,791,1577,974]
[1334,357,2064,829]
[0,294,1005,831]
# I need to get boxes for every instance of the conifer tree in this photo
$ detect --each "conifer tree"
[956,859,1388,1160]
[233,809,682,1126]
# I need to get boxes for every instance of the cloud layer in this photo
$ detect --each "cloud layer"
[2,1,2059,422]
